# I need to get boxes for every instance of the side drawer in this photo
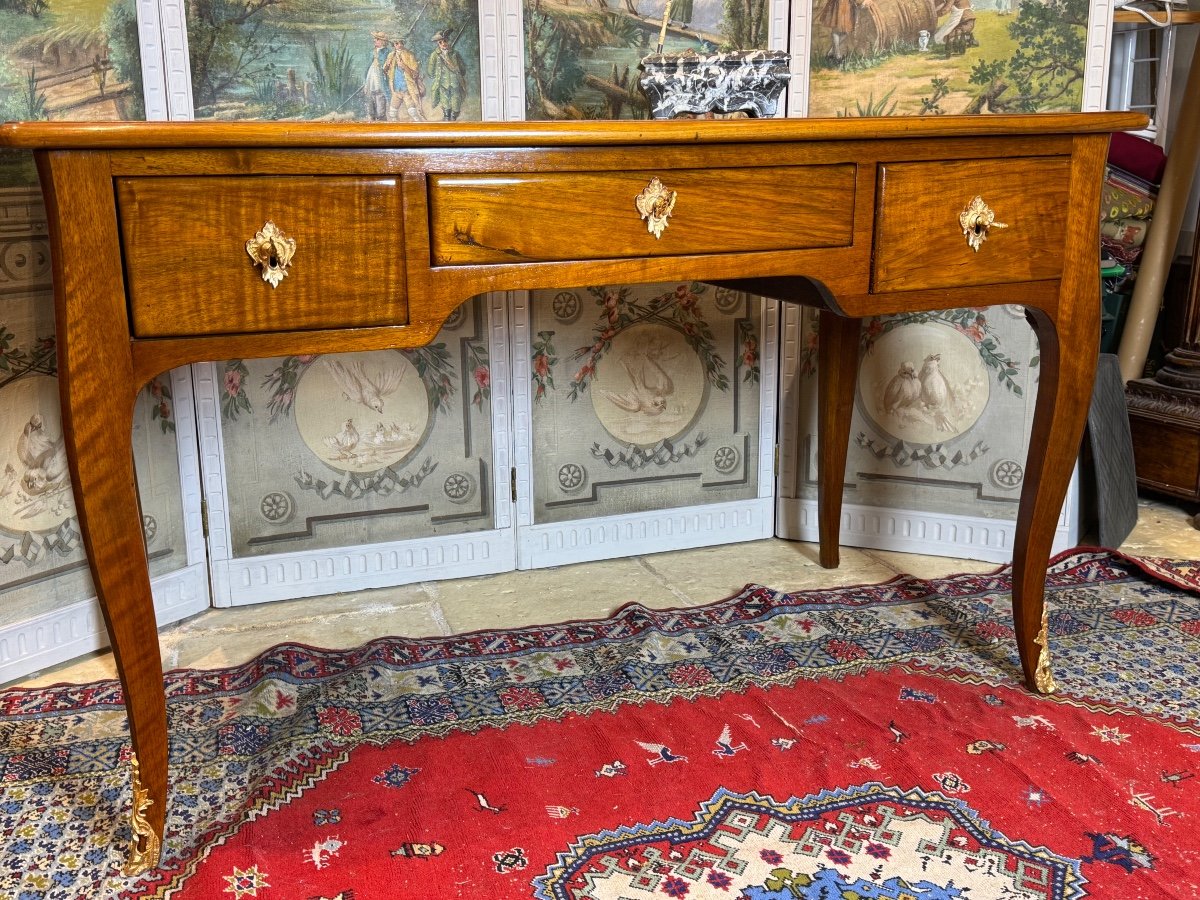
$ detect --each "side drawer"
[873,157,1072,293]
[428,165,856,266]
[117,176,408,338]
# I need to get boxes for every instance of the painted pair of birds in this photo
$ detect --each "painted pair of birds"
[882,353,956,432]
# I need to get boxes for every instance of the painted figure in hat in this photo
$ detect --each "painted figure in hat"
[427,30,467,121]
[386,35,426,121]
[364,30,391,121]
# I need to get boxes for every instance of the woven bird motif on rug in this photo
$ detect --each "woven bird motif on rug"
[2,549,1200,899]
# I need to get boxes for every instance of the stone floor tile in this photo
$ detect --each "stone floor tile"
[862,548,1003,580]
[640,538,897,601]
[431,557,688,635]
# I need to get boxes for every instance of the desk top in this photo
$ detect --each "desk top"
[0,112,1147,150]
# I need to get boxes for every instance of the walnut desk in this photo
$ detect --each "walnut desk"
[0,113,1145,873]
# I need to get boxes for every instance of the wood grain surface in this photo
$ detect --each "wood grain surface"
[118,176,408,336]
[429,165,856,265]
[874,156,1072,292]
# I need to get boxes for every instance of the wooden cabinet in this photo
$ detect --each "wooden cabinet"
[1126,229,1200,505]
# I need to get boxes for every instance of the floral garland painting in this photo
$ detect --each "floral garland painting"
[210,299,496,561]
[527,282,764,525]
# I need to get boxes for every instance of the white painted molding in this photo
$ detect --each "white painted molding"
[191,361,237,606]
[170,365,209,572]
[499,0,527,120]
[0,560,209,685]
[777,469,1080,564]
[490,293,516,532]
[213,531,516,607]
[134,0,169,119]
[1084,0,1116,110]
[758,299,781,500]
[156,0,194,119]
[480,0,507,120]
[509,290,535,531]
[519,497,776,570]
[788,0,814,117]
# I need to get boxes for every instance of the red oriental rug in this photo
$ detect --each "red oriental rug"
[3,549,1200,899]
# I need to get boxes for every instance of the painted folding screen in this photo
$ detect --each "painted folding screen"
[0,0,208,682]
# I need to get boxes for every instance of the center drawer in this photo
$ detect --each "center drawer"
[116,176,408,338]
[428,165,856,266]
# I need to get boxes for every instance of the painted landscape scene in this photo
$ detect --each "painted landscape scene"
[523,0,771,119]
[808,0,1087,116]
[0,0,142,123]
[188,0,481,121]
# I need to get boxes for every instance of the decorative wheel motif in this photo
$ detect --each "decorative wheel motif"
[552,291,581,323]
[260,491,294,523]
[713,446,740,474]
[991,459,1024,488]
[0,239,51,281]
[444,473,474,503]
[557,463,586,493]
[443,306,466,329]
[142,515,157,545]
[713,287,741,314]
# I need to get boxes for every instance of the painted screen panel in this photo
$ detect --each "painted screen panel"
[213,297,497,560]
[527,283,764,524]
[0,0,201,680]
[807,0,1091,116]
[523,0,777,119]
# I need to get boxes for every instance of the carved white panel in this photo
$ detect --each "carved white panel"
[777,476,1079,563]
[480,0,507,119]
[788,0,815,116]
[215,531,514,607]
[499,0,527,120]
[520,499,773,569]
[1083,0,1115,110]
[0,560,208,685]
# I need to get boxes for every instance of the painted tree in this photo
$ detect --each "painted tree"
[967,0,1086,113]
[103,0,145,118]
[187,0,284,109]
[523,0,641,119]
[721,0,767,49]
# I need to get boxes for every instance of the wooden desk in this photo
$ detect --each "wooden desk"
[0,112,1144,874]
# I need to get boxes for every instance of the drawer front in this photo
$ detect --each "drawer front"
[873,157,1072,293]
[117,176,407,337]
[428,165,856,266]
